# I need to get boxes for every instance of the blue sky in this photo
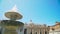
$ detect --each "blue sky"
[0,0,60,26]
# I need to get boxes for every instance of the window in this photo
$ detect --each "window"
[24,29,27,34]
[30,32,32,34]
[35,32,37,34]
[40,32,41,34]
[45,31,47,34]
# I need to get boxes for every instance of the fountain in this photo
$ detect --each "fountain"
[1,5,24,34]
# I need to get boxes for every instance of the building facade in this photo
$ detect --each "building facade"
[49,22,60,34]
[24,20,49,34]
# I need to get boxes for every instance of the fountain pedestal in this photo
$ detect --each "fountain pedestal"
[1,20,24,34]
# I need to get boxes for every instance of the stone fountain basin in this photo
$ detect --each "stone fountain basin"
[1,20,24,26]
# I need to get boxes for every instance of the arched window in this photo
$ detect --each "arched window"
[30,29,32,34]
[35,32,37,34]
[24,29,27,34]
[30,32,32,34]
[40,32,41,34]
[45,31,47,34]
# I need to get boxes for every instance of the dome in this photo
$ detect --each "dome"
[29,20,34,25]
